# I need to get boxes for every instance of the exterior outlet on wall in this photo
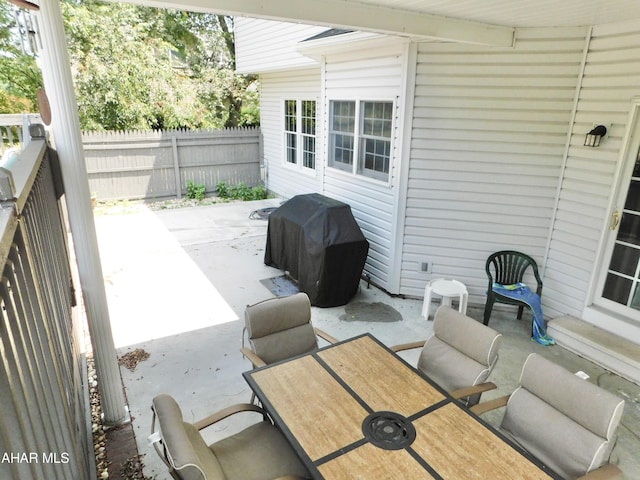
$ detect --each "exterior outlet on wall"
[421,262,431,273]
[575,371,590,380]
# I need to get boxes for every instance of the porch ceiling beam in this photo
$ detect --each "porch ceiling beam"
[123,0,515,47]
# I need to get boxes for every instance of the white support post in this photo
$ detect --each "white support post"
[36,0,127,424]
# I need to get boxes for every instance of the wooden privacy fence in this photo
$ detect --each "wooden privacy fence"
[82,128,262,201]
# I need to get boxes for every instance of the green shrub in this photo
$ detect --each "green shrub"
[216,180,229,198]
[229,182,252,200]
[186,180,206,200]
[251,185,267,200]
[216,180,267,201]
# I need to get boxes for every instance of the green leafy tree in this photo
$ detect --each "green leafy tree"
[0,2,43,113]
[210,15,258,127]
[62,1,203,130]
[150,12,258,128]
[1,1,258,129]
[61,1,259,131]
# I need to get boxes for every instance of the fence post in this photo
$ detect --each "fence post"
[171,134,181,199]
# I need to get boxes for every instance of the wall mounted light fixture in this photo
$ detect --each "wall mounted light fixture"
[584,125,607,147]
[7,0,39,11]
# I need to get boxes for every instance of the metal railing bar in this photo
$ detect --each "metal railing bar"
[23,192,73,376]
[4,256,64,475]
[8,243,76,477]
[1,274,64,479]
[0,289,47,479]
[14,228,86,478]
[18,166,88,478]
[0,363,31,480]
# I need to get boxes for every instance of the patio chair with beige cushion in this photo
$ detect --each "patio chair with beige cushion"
[240,292,337,368]
[392,305,502,406]
[471,353,625,480]
[150,394,310,480]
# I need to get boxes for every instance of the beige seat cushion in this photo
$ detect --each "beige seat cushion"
[245,293,318,364]
[417,306,502,403]
[501,354,625,479]
[153,394,309,480]
[418,336,488,391]
[153,394,225,480]
[432,305,502,367]
[212,421,309,480]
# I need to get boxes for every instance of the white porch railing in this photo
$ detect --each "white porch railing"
[0,113,42,155]
[0,132,94,479]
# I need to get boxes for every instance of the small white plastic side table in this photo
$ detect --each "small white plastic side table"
[422,278,468,320]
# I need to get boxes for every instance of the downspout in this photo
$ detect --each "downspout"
[542,26,593,276]
[37,0,127,424]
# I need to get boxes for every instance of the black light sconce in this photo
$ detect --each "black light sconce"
[584,125,607,147]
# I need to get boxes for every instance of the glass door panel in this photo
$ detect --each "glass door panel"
[602,151,640,310]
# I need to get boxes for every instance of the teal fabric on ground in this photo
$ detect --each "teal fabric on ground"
[492,283,555,346]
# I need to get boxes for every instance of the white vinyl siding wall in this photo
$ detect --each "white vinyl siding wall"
[260,69,323,198]
[323,43,407,290]
[240,18,640,341]
[235,18,324,74]
[545,19,640,318]
[401,28,588,304]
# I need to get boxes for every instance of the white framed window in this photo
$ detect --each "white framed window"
[328,99,394,182]
[328,100,356,172]
[283,99,316,170]
[284,100,297,164]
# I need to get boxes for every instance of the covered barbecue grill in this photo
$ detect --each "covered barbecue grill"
[264,193,369,307]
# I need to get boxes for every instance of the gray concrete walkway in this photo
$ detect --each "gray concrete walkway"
[94,199,640,480]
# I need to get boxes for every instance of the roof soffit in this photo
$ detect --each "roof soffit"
[121,0,515,46]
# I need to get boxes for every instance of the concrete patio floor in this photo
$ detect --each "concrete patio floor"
[94,199,640,480]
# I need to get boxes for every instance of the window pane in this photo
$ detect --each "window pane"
[298,100,316,169]
[618,212,640,246]
[284,100,297,164]
[338,135,354,163]
[286,132,296,164]
[301,100,316,136]
[303,136,315,169]
[331,101,355,133]
[358,101,392,180]
[603,273,632,305]
[610,243,640,276]
[630,283,640,311]
[632,155,640,178]
[624,180,640,211]
[329,101,355,171]
[362,101,392,137]
[285,100,296,133]
[360,138,390,174]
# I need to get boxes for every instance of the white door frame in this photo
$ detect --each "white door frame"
[583,96,640,343]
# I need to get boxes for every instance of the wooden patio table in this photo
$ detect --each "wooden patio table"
[243,333,562,480]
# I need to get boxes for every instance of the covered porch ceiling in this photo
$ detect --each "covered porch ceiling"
[123,0,640,46]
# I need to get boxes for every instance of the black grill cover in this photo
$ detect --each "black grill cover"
[264,193,369,307]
